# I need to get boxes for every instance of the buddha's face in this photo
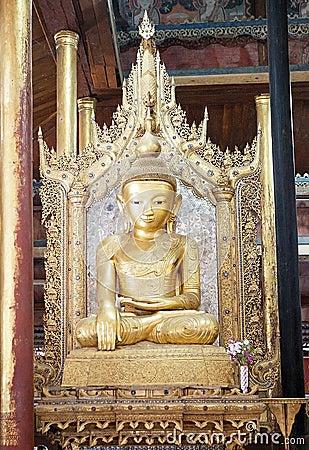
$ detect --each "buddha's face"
[119,180,179,234]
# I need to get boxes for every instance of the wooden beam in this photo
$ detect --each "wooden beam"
[174,70,309,87]
[33,0,56,63]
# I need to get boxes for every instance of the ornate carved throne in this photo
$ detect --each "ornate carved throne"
[35,14,293,450]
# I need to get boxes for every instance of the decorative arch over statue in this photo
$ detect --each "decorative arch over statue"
[34,13,292,450]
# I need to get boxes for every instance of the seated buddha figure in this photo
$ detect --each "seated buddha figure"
[76,130,219,351]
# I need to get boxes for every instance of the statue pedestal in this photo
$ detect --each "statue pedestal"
[62,342,234,388]
[37,344,265,448]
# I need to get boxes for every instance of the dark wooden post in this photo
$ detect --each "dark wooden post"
[266,0,304,398]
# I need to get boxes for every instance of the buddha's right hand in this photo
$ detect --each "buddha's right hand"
[96,305,122,351]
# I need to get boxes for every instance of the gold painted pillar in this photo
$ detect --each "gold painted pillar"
[255,94,281,393]
[67,182,89,352]
[0,1,33,448]
[78,97,97,153]
[212,187,239,345]
[54,30,79,158]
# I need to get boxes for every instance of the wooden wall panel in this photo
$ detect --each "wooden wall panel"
[176,83,309,173]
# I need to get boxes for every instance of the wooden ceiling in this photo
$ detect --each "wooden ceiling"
[32,0,119,131]
[32,0,125,177]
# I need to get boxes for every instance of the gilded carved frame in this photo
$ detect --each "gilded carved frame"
[36,16,280,396]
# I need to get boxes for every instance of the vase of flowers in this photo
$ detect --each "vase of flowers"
[226,338,255,393]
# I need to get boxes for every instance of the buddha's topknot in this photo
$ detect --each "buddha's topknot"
[122,114,177,191]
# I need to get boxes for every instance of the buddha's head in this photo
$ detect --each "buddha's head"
[117,129,182,234]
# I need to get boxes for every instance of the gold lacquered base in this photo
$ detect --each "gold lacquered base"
[36,387,265,448]
[62,343,234,387]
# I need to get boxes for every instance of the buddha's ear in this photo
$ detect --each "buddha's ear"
[167,193,182,233]
[173,193,182,216]
[116,193,124,212]
[116,194,131,233]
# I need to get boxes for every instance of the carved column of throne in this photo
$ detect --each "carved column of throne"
[35,14,282,450]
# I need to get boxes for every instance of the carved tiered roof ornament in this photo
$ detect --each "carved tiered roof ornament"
[40,11,260,206]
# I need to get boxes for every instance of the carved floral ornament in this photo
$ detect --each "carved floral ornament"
[35,12,287,449]
[118,20,309,48]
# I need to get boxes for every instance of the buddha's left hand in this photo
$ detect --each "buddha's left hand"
[120,296,183,311]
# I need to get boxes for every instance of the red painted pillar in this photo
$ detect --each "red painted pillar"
[0,1,33,449]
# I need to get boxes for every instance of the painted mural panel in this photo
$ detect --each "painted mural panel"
[115,0,255,27]
[289,0,309,17]
[115,1,309,75]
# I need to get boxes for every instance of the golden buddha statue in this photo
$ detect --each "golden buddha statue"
[76,125,219,351]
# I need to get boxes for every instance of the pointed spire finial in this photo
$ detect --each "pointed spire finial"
[139,10,155,40]
[204,106,209,121]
